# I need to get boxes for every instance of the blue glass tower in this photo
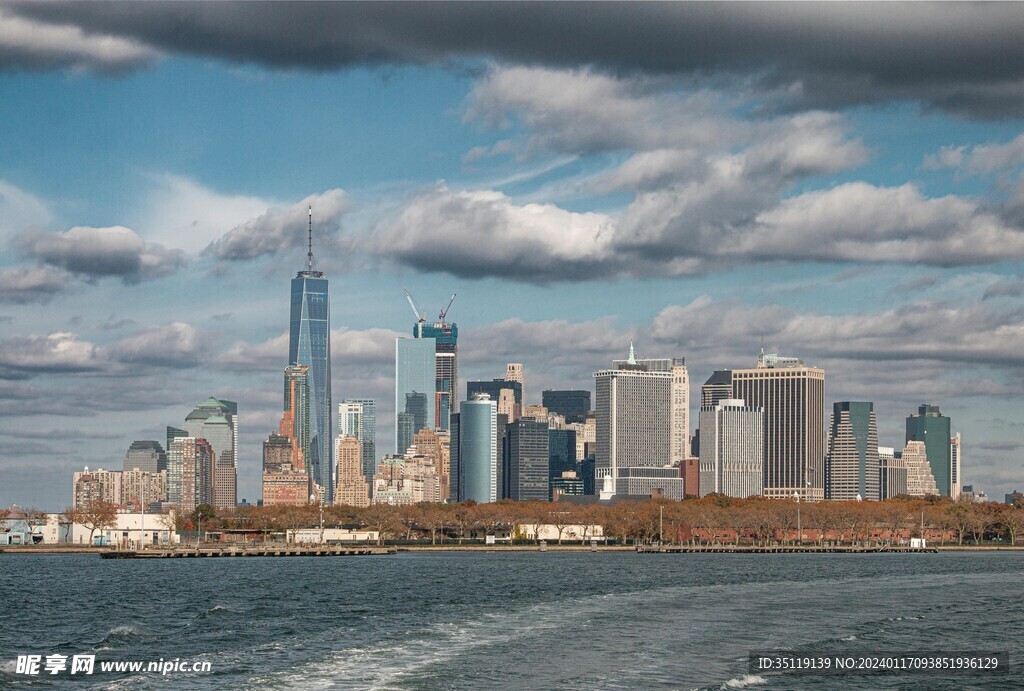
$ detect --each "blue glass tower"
[289,208,332,503]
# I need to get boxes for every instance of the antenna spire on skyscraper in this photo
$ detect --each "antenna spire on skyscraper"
[307,205,314,272]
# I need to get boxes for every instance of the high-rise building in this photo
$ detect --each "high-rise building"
[468,378,522,421]
[396,337,437,453]
[452,393,499,503]
[906,404,953,497]
[167,437,214,514]
[182,397,237,510]
[72,467,121,508]
[682,457,700,497]
[166,426,188,455]
[283,364,311,469]
[731,351,825,501]
[372,454,441,505]
[608,346,689,463]
[505,418,549,501]
[542,390,591,424]
[548,428,577,490]
[826,402,880,501]
[505,363,524,401]
[289,208,332,502]
[410,427,450,501]
[950,433,962,501]
[334,435,370,507]
[262,433,294,473]
[412,308,458,431]
[698,399,764,498]
[902,440,939,497]
[878,446,907,500]
[594,345,675,491]
[339,399,377,482]
[73,467,166,509]
[701,370,733,409]
[123,440,167,474]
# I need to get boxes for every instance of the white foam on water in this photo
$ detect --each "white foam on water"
[721,674,767,689]
[841,634,857,641]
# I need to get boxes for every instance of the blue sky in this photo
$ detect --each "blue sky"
[1,2,1023,509]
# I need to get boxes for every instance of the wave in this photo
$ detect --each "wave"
[721,674,767,688]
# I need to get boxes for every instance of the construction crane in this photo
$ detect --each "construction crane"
[403,288,427,324]
[439,293,456,326]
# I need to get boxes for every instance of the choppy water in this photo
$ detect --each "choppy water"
[1,551,1021,689]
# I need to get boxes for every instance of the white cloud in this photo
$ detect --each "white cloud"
[0,266,70,304]
[0,332,101,374]
[21,225,185,282]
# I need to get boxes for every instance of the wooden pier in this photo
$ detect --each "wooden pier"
[636,544,938,554]
[100,545,396,559]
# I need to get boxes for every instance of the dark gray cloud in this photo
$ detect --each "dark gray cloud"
[20,226,185,283]
[6,2,1024,117]
[983,276,1024,300]
[105,322,210,369]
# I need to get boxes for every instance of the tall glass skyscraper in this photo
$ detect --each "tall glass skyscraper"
[906,404,953,497]
[415,321,458,430]
[289,209,332,502]
[338,399,376,482]
[396,337,436,454]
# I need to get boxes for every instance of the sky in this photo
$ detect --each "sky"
[1,2,1023,510]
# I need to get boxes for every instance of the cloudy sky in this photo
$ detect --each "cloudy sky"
[2,2,1023,509]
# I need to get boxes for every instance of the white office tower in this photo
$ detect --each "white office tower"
[698,399,764,498]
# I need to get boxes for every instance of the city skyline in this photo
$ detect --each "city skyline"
[2,3,1024,508]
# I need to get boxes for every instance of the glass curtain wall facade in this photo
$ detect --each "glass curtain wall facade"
[415,322,458,431]
[906,404,953,497]
[290,272,332,503]
[396,337,437,454]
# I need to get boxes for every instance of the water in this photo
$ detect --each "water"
[1,551,1021,689]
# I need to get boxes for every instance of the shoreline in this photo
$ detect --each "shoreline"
[4,544,1023,555]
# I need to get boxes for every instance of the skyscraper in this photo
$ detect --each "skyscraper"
[594,345,684,498]
[283,364,311,469]
[414,315,458,431]
[167,436,214,513]
[123,440,167,474]
[468,378,522,421]
[902,440,939,497]
[701,370,733,408]
[906,404,953,497]
[452,393,499,503]
[182,397,237,509]
[731,352,825,501]
[505,418,549,501]
[826,402,880,501]
[878,446,907,500]
[542,390,591,424]
[698,398,764,498]
[396,337,437,453]
[289,207,332,502]
[950,433,962,500]
[334,435,370,507]
[338,399,377,483]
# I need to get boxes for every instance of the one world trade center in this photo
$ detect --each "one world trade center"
[289,207,332,502]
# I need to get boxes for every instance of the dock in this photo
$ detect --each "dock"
[635,544,939,554]
[100,545,397,559]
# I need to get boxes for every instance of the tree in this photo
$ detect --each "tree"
[360,504,400,545]
[1000,505,1024,545]
[419,503,451,545]
[72,501,119,545]
[945,502,973,545]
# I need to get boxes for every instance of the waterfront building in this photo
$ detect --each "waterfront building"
[338,399,376,483]
[826,402,880,501]
[903,440,939,497]
[878,447,907,500]
[123,440,167,474]
[698,399,764,498]
[334,435,370,507]
[372,454,440,505]
[167,437,215,513]
[409,427,450,501]
[731,351,825,500]
[701,370,733,409]
[505,418,550,501]
[542,389,591,424]
[451,393,499,503]
[289,209,332,502]
[614,467,685,500]
[182,397,237,509]
[261,470,311,506]
[396,337,437,452]
[906,404,953,497]
[550,470,585,498]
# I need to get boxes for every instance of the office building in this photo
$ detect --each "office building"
[261,470,311,506]
[452,393,499,503]
[614,467,685,500]
[182,397,237,509]
[731,351,825,501]
[906,404,953,497]
[407,291,458,431]
[878,446,907,500]
[123,441,167,474]
[701,370,733,409]
[283,364,311,469]
[334,435,370,507]
[396,337,437,452]
[903,440,939,497]
[594,345,678,497]
[826,402,880,501]
[550,471,585,498]
[682,457,699,497]
[505,418,550,501]
[289,208,332,502]
[950,432,962,501]
[262,433,294,473]
[338,399,377,482]
[698,399,764,498]
[410,427,450,501]
[542,390,591,425]
[372,454,441,505]
[548,428,577,484]
[468,378,522,422]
